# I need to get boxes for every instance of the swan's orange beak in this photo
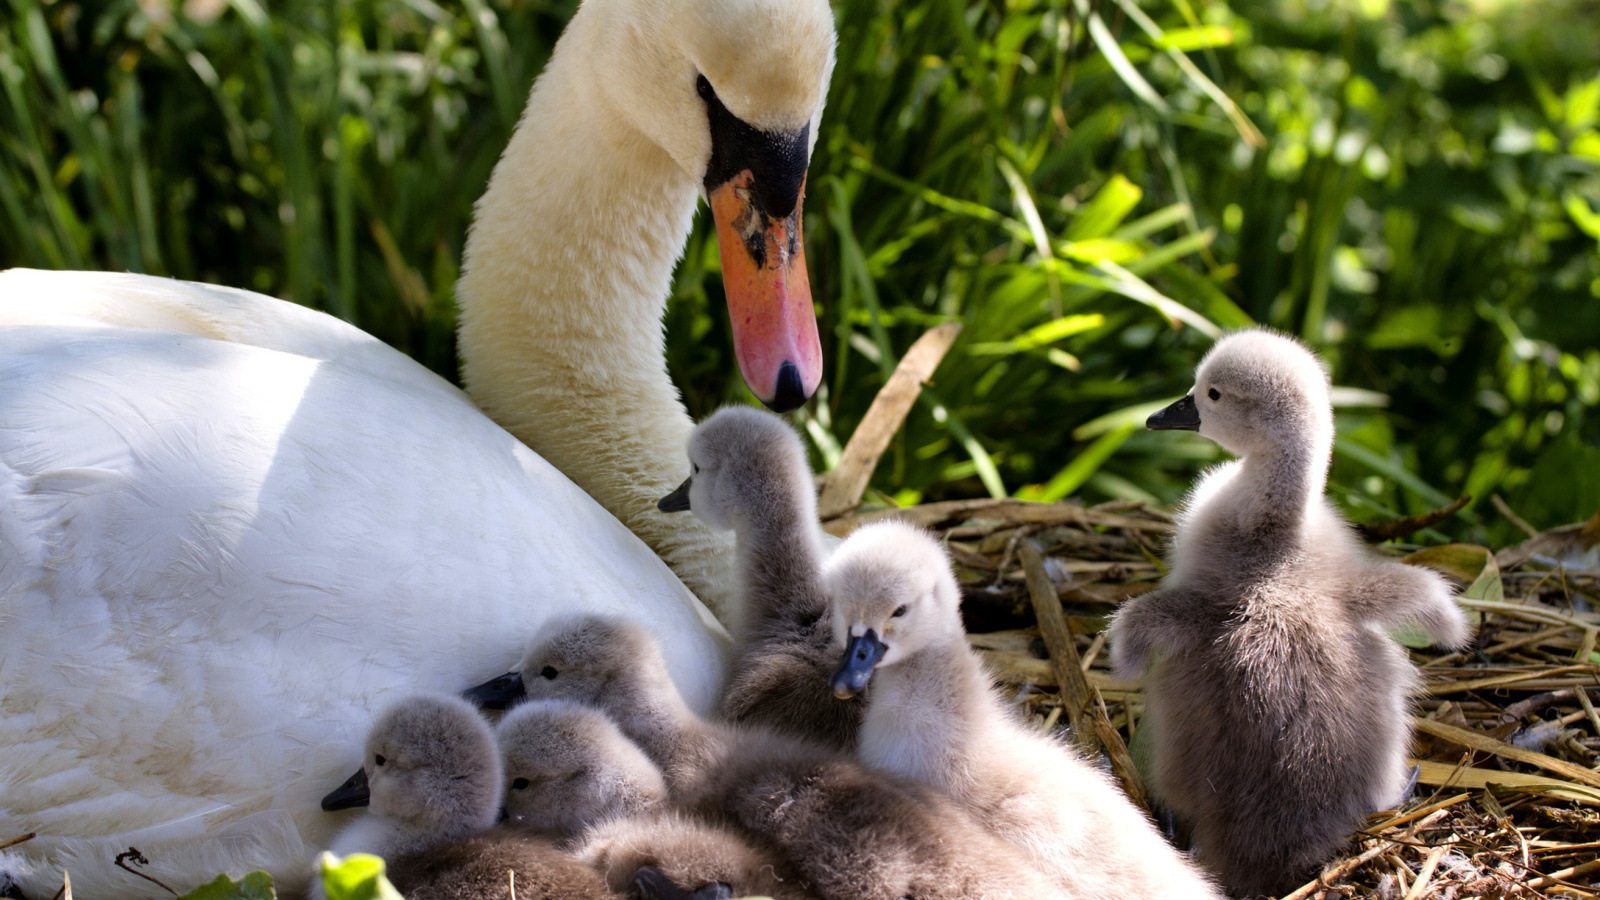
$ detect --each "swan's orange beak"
[709,172,820,413]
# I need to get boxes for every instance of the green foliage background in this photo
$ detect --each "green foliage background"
[2,0,1597,546]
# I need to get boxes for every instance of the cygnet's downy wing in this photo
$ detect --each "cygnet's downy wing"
[578,816,795,900]
[1345,558,1473,649]
[718,626,864,752]
[1107,584,1212,677]
[384,827,617,900]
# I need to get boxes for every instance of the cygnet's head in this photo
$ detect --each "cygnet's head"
[497,700,668,837]
[822,522,965,698]
[513,616,666,710]
[363,694,502,838]
[657,405,814,531]
[583,0,836,409]
[1147,329,1334,459]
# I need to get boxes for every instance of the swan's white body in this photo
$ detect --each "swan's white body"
[0,272,727,898]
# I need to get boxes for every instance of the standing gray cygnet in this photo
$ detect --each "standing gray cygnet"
[658,405,864,751]
[1108,329,1472,898]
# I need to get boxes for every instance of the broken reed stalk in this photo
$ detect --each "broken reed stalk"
[1412,717,1600,790]
[816,321,961,519]
[1400,842,1449,900]
[1359,495,1471,543]
[1019,542,1097,755]
[0,832,36,851]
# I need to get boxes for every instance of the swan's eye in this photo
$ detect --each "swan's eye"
[892,605,908,618]
[511,777,530,790]
[691,463,699,475]
[695,75,715,101]
[374,755,386,767]
[1207,388,1221,401]
[540,666,558,680]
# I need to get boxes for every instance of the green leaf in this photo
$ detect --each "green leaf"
[1067,175,1144,241]
[178,872,276,900]
[1564,191,1600,241]
[1151,26,1236,52]
[320,853,405,900]
[1019,423,1138,502]
[967,314,1106,355]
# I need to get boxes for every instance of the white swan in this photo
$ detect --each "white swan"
[0,0,835,892]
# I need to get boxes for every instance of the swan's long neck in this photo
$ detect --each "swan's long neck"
[455,21,737,619]
[1219,429,1329,547]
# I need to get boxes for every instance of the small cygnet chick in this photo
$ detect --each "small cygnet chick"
[320,693,502,862]
[312,694,503,899]
[825,522,1222,900]
[497,699,669,837]
[658,405,862,751]
[498,701,774,899]
[492,615,1061,900]
[1109,329,1472,897]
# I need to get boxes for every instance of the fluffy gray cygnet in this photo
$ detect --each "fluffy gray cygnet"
[497,699,669,837]
[315,694,615,900]
[658,405,862,751]
[317,694,503,869]
[497,700,773,900]
[1108,329,1472,898]
[824,521,1222,900]
[510,615,1061,900]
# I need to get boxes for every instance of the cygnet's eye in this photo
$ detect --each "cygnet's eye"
[540,666,558,680]
[374,754,386,767]
[891,604,908,618]
[691,463,700,475]
[695,74,715,101]
[1207,387,1221,401]
[511,777,531,790]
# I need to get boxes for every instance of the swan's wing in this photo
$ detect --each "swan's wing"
[0,268,464,409]
[0,322,727,898]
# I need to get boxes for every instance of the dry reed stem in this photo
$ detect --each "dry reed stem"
[1412,719,1600,790]
[816,322,961,518]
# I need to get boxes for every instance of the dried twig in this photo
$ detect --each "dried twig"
[1020,542,1099,757]
[1359,495,1472,543]
[816,322,961,519]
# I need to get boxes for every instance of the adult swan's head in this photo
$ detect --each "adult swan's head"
[455,0,836,620]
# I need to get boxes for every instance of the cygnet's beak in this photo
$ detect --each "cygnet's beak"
[657,476,692,513]
[463,670,526,710]
[320,767,370,811]
[704,98,820,413]
[1147,394,1201,431]
[830,628,888,699]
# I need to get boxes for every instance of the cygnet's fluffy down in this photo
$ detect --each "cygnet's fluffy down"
[314,694,612,900]
[659,406,862,751]
[383,828,619,900]
[578,815,811,900]
[498,700,768,900]
[1109,329,1472,898]
[312,694,503,899]
[824,522,1222,900]
[497,699,669,837]
[507,615,1060,900]
[319,694,502,865]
